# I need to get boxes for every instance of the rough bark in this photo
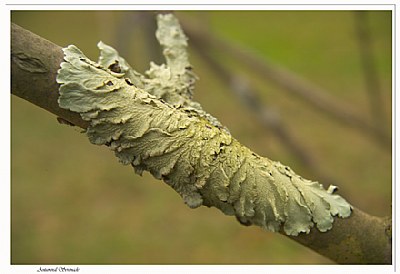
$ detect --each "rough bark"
[10,22,392,264]
[288,208,391,264]
[11,23,88,129]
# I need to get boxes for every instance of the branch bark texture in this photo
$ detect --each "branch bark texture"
[10,22,392,264]
[11,23,88,129]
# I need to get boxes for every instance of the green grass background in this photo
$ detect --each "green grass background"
[11,10,392,264]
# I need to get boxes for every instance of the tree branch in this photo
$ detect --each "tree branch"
[10,22,392,264]
[11,23,88,129]
[288,207,391,264]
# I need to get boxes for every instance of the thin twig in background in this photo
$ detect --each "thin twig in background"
[354,11,387,132]
[190,34,338,187]
[114,12,164,71]
[182,22,391,151]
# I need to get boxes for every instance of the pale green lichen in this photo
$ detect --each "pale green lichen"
[97,41,145,89]
[152,13,196,100]
[56,14,352,236]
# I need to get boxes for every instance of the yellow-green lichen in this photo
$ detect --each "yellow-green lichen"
[56,14,352,236]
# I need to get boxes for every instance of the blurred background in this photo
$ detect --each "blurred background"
[11,10,392,264]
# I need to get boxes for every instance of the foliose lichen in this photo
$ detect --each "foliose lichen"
[56,14,352,236]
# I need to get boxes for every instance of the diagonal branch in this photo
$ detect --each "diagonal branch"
[354,11,387,131]
[182,22,391,151]
[11,22,391,264]
[56,15,352,237]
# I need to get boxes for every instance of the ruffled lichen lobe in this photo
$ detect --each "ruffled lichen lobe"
[56,14,352,236]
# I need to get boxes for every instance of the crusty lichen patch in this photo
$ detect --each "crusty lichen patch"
[56,14,352,236]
